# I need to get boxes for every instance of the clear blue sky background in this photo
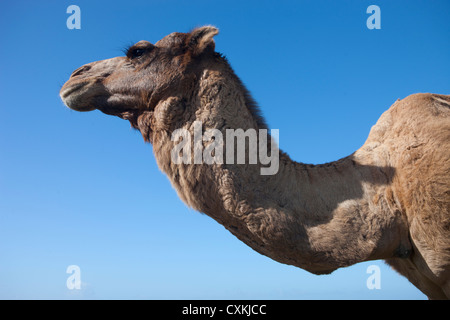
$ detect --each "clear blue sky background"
[1,0,449,300]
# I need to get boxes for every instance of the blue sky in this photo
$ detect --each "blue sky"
[1,0,449,299]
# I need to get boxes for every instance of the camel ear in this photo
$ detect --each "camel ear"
[188,26,219,56]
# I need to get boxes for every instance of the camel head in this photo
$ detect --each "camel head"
[60,26,219,129]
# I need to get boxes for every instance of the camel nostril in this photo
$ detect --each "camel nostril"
[71,65,92,78]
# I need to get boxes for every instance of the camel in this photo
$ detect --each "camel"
[60,26,450,299]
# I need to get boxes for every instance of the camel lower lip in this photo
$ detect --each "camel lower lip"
[60,82,86,100]
[60,82,97,112]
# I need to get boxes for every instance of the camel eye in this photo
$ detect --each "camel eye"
[129,48,146,59]
[125,42,155,60]
[127,46,152,60]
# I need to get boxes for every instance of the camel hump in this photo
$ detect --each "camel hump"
[390,93,450,122]
[430,93,450,109]
[401,92,450,110]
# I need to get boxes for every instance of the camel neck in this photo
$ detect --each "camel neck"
[190,152,404,274]
[147,66,406,274]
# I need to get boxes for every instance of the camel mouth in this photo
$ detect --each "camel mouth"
[60,82,85,100]
[60,81,105,112]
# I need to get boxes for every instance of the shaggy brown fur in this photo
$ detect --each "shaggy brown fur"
[60,26,450,299]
